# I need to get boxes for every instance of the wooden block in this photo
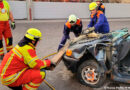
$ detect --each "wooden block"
[72,35,87,43]
[51,41,70,65]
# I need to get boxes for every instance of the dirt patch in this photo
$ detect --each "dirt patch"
[57,66,74,80]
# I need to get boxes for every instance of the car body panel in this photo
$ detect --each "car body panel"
[63,28,130,73]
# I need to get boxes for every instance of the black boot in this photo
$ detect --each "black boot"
[8,86,22,90]
[0,55,4,60]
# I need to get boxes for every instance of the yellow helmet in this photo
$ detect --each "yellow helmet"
[89,2,98,11]
[25,28,42,41]
[68,14,77,24]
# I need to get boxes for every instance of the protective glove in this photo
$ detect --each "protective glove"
[84,30,89,33]
[84,27,95,34]
[11,22,16,30]
[87,32,99,38]
[44,61,56,70]
[88,27,95,32]
[50,61,56,68]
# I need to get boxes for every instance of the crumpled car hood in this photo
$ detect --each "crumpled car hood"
[67,38,103,59]
[65,28,130,60]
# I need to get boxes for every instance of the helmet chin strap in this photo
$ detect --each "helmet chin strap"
[31,38,39,46]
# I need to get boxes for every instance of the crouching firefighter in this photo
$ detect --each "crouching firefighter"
[58,14,82,51]
[0,28,55,90]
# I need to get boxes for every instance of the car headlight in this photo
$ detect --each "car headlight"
[66,49,72,56]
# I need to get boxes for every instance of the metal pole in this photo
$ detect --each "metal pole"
[26,0,33,20]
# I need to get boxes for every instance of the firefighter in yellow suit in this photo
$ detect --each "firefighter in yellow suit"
[0,0,15,60]
[0,28,54,90]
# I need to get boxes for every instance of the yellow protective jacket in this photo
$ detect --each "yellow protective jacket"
[0,43,51,85]
[0,1,10,21]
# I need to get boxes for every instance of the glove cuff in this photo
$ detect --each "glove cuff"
[92,27,95,30]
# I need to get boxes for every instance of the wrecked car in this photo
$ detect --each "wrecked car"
[63,28,130,88]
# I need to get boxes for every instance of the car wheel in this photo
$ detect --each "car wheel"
[77,60,106,88]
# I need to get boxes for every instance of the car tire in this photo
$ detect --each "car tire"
[77,60,106,88]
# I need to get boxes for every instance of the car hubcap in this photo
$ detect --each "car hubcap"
[82,67,100,85]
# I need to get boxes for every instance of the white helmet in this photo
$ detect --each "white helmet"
[68,14,77,24]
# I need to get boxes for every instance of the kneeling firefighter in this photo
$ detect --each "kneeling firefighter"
[0,28,55,90]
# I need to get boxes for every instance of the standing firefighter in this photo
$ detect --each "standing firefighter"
[94,0,105,14]
[0,28,54,90]
[87,2,109,33]
[58,14,82,51]
[0,0,15,59]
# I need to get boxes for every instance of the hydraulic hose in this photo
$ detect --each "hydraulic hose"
[44,80,55,90]
[41,52,57,60]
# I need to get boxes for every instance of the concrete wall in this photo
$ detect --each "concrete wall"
[7,1,130,19]
[33,2,130,19]
[8,1,27,19]
[105,3,130,18]
[33,2,90,19]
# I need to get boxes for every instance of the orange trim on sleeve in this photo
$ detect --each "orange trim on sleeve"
[97,11,103,18]
[65,21,71,29]
[101,5,105,9]
[76,19,81,25]
[91,14,94,18]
